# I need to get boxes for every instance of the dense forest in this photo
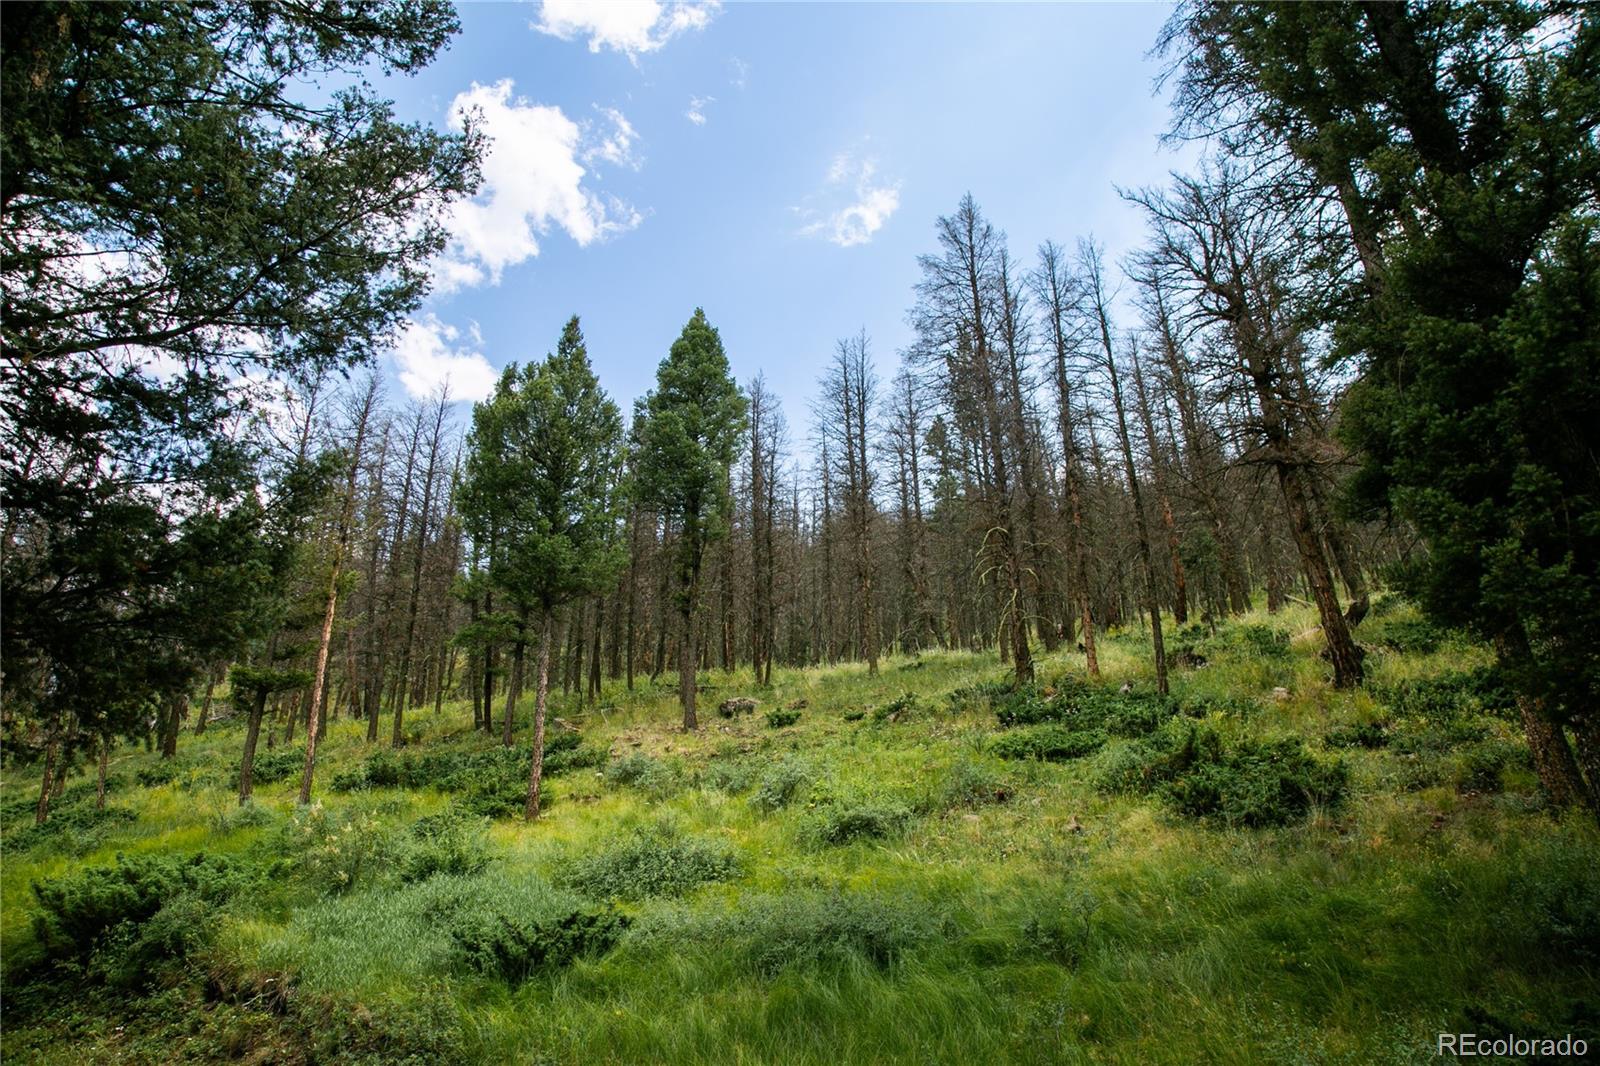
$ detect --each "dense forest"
[3,3,1597,1063]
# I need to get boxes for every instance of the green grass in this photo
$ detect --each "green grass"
[3,598,1596,1064]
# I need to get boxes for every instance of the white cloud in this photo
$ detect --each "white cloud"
[795,152,901,248]
[437,80,641,292]
[533,0,718,59]
[685,95,714,126]
[729,57,748,89]
[583,106,641,169]
[392,314,499,402]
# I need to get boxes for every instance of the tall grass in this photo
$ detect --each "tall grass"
[2,599,1594,1064]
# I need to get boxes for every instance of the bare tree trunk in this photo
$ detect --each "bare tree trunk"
[35,730,58,825]
[1084,242,1167,694]
[1495,631,1590,810]
[502,609,529,747]
[1131,352,1189,626]
[96,735,109,810]
[524,610,555,821]
[239,687,268,805]
[195,662,221,735]
[160,692,184,759]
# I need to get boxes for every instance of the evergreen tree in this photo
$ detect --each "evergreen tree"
[459,318,626,817]
[1,1,480,802]
[1165,0,1600,809]
[633,310,748,729]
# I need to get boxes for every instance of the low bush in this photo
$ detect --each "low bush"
[765,708,801,728]
[7,805,137,853]
[282,804,392,894]
[946,678,1014,714]
[922,759,1012,811]
[1453,739,1528,795]
[990,725,1107,762]
[30,852,257,985]
[603,753,681,798]
[717,697,759,718]
[399,808,491,882]
[808,800,912,846]
[1172,622,1291,662]
[1324,721,1391,750]
[1376,668,1515,721]
[1182,693,1263,719]
[235,748,305,788]
[1098,724,1347,827]
[450,906,629,983]
[992,679,1176,737]
[751,758,812,812]
[135,762,187,788]
[1370,617,1453,654]
[559,826,739,900]
[702,758,757,794]
[1514,832,1600,964]
[332,736,601,817]
[738,892,935,973]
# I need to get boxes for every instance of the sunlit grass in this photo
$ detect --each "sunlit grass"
[3,599,1595,1064]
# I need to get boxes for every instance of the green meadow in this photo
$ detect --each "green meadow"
[3,601,1596,1065]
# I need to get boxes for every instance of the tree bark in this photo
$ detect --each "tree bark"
[524,610,555,821]
[239,687,268,805]
[96,734,109,810]
[502,611,529,747]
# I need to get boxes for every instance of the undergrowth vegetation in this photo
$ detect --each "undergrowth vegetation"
[2,600,1596,1064]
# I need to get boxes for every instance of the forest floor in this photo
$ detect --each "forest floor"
[2,599,1596,1065]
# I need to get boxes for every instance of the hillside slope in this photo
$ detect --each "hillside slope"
[3,601,1596,1064]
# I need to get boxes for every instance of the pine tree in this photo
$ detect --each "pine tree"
[633,310,749,730]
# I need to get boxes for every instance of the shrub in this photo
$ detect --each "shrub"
[990,726,1107,762]
[1515,833,1600,963]
[871,692,919,723]
[923,759,1012,811]
[1376,668,1515,721]
[559,827,739,900]
[765,708,801,728]
[7,805,137,853]
[235,747,305,787]
[946,678,1014,714]
[809,800,912,846]
[751,758,812,812]
[450,907,629,983]
[135,762,187,788]
[740,892,933,973]
[1371,617,1452,654]
[603,753,680,798]
[702,759,757,794]
[297,984,470,1065]
[1183,693,1263,719]
[330,736,602,808]
[1453,740,1527,794]
[1098,725,1347,827]
[1017,891,1098,968]
[993,679,1176,737]
[31,852,256,984]
[399,808,490,882]
[1216,624,1292,656]
[283,804,392,894]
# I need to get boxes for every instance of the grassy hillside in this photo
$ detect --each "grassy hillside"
[3,600,1596,1064]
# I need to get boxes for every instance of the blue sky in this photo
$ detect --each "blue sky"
[375,1,1195,432]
